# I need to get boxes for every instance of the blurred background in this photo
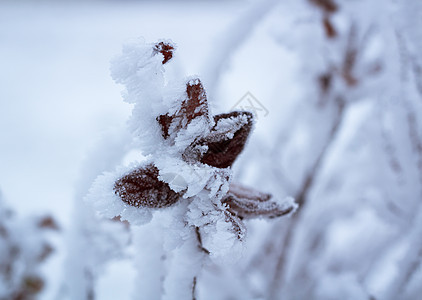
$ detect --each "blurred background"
[1,0,422,299]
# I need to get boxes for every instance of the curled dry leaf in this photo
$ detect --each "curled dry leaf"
[114,164,181,208]
[223,183,295,219]
[200,111,253,168]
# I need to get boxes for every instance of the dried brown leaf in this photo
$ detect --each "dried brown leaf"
[153,42,175,64]
[309,0,338,14]
[158,78,210,139]
[200,111,253,168]
[37,216,59,231]
[114,164,181,208]
[223,183,294,219]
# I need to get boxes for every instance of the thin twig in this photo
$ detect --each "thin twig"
[195,227,210,255]
[192,276,197,300]
[269,98,346,299]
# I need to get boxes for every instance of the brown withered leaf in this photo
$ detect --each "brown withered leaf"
[223,183,295,219]
[309,0,338,13]
[153,42,175,65]
[200,111,253,168]
[114,164,181,208]
[158,78,209,139]
[37,216,60,231]
[22,275,44,295]
[181,111,254,168]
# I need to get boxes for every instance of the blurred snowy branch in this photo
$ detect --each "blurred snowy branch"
[0,191,58,300]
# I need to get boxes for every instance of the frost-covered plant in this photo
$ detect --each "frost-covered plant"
[0,191,58,300]
[86,40,296,298]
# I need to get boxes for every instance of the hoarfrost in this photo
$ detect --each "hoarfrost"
[86,39,297,298]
